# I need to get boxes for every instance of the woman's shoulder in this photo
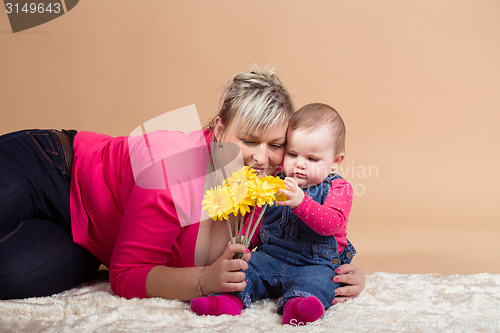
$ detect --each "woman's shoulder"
[127,129,213,190]
[127,129,211,154]
[128,128,210,168]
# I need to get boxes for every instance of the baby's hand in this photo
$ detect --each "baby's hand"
[276,177,305,210]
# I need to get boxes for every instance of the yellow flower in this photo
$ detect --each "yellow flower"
[228,181,253,216]
[262,175,283,191]
[244,166,259,180]
[224,166,258,187]
[202,167,287,221]
[248,177,277,207]
[275,191,288,202]
[202,185,233,221]
[263,176,288,202]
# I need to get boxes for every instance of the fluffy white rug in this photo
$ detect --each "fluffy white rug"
[1,272,499,332]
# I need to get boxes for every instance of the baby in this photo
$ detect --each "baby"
[191,103,356,325]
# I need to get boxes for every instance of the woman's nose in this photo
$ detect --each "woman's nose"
[252,145,268,164]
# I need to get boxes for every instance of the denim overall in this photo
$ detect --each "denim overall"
[234,174,356,313]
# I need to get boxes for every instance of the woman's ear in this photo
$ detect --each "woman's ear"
[213,116,224,141]
[331,153,345,172]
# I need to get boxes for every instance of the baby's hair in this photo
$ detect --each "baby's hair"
[208,66,294,136]
[289,103,346,154]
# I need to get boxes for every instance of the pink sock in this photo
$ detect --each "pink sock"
[190,294,244,316]
[282,296,325,325]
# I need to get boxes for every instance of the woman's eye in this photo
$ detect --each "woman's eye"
[242,140,255,145]
[270,144,283,150]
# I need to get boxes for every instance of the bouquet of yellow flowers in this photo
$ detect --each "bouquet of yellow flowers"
[202,166,287,259]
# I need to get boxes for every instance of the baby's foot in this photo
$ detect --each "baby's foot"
[282,296,325,325]
[190,294,244,316]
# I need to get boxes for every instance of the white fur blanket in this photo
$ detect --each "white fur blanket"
[1,272,499,332]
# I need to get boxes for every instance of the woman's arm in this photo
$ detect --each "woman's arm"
[146,266,207,300]
[146,242,250,301]
[110,184,251,300]
[333,264,365,303]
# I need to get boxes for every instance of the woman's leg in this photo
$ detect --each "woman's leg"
[0,218,100,299]
[0,130,71,227]
[0,130,99,299]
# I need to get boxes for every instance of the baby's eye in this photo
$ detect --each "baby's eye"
[308,157,319,162]
[288,153,297,158]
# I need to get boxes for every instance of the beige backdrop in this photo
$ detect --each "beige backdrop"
[1,0,499,274]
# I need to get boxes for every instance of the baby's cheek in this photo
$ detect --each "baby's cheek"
[282,157,293,174]
[311,166,329,180]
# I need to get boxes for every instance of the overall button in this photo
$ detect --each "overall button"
[272,278,278,284]
[332,258,339,265]
[345,251,351,259]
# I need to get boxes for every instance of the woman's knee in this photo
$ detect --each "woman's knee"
[0,218,99,299]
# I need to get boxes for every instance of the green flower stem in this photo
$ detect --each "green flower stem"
[238,214,244,244]
[226,219,234,244]
[234,206,257,260]
[243,203,268,249]
[233,214,245,260]
[234,214,239,243]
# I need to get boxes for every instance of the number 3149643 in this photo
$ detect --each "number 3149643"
[5,2,62,14]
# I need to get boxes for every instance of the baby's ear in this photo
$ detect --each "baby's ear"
[332,153,345,171]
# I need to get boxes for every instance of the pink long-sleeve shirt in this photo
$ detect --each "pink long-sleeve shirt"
[70,129,215,299]
[293,178,353,252]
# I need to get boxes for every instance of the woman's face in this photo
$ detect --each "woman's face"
[215,118,288,177]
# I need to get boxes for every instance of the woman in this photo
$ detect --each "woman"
[0,69,364,301]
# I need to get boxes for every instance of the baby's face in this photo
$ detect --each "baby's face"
[282,125,339,188]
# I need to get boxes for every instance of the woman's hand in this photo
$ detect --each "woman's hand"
[201,242,251,295]
[333,264,365,304]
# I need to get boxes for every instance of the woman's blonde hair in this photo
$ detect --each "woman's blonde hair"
[208,67,294,137]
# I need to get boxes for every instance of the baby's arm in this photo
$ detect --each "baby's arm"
[277,177,352,236]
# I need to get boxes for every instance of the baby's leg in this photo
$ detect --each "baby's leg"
[190,294,244,316]
[280,265,336,325]
[191,251,276,316]
[282,296,325,326]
